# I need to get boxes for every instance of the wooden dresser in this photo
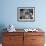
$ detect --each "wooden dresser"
[2,32,45,46]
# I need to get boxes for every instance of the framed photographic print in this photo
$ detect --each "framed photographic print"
[17,7,35,22]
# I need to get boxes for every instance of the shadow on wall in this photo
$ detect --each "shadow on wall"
[0,24,7,43]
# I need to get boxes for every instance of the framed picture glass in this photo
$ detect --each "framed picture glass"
[17,7,35,22]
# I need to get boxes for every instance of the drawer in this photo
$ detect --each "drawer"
[24,32,44,36]
[24,35,44,45]
[3,36,15,44]
[3,36,23,44]
[3,43,23,46]
[32,36,45,44]
[31,44,44,46]
[3,37,23,46]
[3,32,23,36]
[3,42,15,46]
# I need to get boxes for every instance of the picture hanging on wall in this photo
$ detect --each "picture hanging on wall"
[17,7,35,22]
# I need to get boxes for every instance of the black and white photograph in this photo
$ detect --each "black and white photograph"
[17,7,35,22]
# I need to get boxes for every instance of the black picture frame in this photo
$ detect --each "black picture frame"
[17,7,35,22]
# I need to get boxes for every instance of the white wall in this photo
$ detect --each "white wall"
[0,0,46,30]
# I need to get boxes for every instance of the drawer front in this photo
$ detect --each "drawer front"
[24,36,44,46]
[3,36,23,44]
[24,32,44,36]
[3,43,23,46]
[3,44,15,46]
[3,32,23,36]
[31,44,44,46]
[32,36,45,44]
